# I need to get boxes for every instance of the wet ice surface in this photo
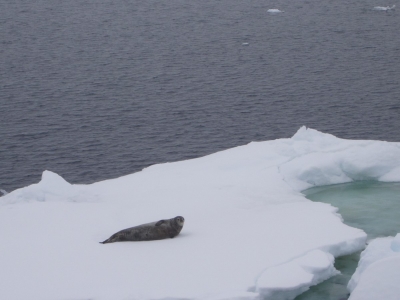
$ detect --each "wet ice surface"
[297,181,400,300]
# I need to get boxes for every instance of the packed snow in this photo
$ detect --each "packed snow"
[2,127,400,300]
[348,234,400,300]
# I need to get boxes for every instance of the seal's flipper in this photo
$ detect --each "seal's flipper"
[155,220,166,226]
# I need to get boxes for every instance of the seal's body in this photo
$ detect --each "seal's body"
[100,216,184,244]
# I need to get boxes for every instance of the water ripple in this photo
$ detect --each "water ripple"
[1,0,399,192]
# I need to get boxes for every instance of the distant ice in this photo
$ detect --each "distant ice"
[0,189,7,196]
[267,9,284,13]
[373,5,395,10]
[2,127,400,300]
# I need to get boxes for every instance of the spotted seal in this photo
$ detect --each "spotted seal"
[100,216,185,244]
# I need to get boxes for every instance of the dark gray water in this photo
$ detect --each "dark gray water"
[297,181,400,300]
[1,0,399,192]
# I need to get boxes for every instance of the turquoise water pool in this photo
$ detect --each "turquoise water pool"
[295,181,400,300]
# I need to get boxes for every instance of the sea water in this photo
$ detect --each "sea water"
[1,0,400,193]
[296,181,400,300]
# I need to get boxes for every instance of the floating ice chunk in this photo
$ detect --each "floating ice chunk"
[268,9,284,13]
[242,42,249,46]
[0,189,7,196]
[256,250,339,300]
[348,256,400,300]
[373,5,395,10]
[348,236,400,293]
[391,233,400,252]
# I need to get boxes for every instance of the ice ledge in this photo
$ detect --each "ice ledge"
[348,233,400,300]
[1,170,98,204]
[254,249,344,300]
[292,126,339,143]
[348,234,400,299]
[280,127,400,191]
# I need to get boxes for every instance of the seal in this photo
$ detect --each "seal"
[100,216,185,244]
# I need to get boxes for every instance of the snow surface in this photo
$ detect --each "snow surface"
[348,235,400,300]
[2,127,400,300]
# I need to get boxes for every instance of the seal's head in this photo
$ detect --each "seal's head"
[174,216,185,227]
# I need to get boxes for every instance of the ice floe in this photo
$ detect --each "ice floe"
[255,250,339,300]
[373,5,395,10]
[1,127,400,300]
[348,234,400,300]
[267,8,284,13]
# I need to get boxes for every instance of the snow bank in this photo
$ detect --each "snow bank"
[348,234,400,300]
[2,127,400,300]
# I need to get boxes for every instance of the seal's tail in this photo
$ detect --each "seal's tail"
[100,238,112,244]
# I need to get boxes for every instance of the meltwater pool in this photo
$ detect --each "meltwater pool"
[295,181,400,300]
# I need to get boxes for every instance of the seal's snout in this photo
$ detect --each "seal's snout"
[175,216,185,226]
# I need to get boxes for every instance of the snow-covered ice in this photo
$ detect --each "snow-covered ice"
[2,127,400,300]
[255,250,339,300]
[348,234,400,300]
